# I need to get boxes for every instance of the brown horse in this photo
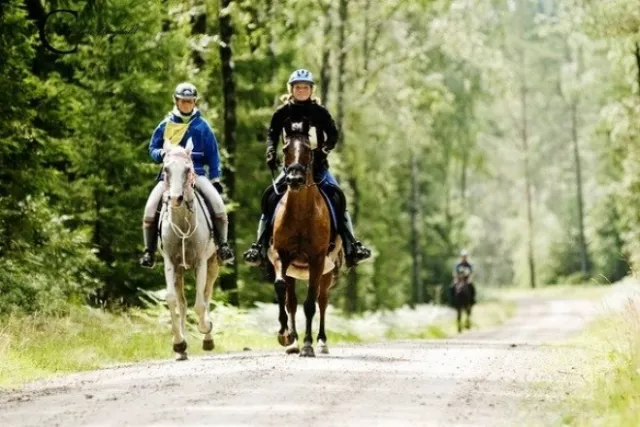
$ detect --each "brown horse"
[267,120,343,357]
[452,273,473,333]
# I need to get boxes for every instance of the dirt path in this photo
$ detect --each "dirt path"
[0,296,607,427]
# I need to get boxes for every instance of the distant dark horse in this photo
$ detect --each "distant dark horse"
[452,273,473,333]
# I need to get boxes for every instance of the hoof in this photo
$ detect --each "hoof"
[173,340,188,354]
[317,341,329,355]
[176,352,188,361]
[285,341,300,354]
[278,331,294,347]
[299,346,315,358]
[202,339,215,351]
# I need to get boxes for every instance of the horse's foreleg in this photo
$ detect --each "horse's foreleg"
[202,257,219,351]
[176,270,189,360]
[465,305,472,330]
[164,261,182,343]
[165,260,187,359]
[284,276,299,354]
[194,259,212,335]
[457,307,463,334]
[273,253,291,346]
[301,257,323,358]
[316,272,332,355]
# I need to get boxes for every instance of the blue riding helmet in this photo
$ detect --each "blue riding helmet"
[173,82,198,100]
[288,69,314,86]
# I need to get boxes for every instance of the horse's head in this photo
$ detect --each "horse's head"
[282,119,312,191]
[162,138,196,208]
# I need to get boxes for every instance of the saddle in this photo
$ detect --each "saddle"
[261,178,345,281]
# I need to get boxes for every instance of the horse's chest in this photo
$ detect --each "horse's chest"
[161,235,211,266]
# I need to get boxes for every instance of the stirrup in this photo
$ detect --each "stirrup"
[353,241,371,259]
[217,243,235,264]
[139,251,156,268]
[243,242,263,266]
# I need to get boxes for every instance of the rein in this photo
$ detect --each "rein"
[274,135,327,192]
[163,150,198,269]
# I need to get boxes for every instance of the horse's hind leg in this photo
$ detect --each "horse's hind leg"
[202,257,219,351]
[316,272,332,355]
[301,257,323,358]
[284,276,299,354]
[465,305,472,330]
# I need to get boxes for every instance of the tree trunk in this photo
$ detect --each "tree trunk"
[319,0,333,104]
[410,153,423,306]
[571,101,588,274]
[334,0,357,314]
[635,43,640,95]
[335,0,347,143]
[218,0,238,305]
[520,50,536,289]
[190,0,206,70]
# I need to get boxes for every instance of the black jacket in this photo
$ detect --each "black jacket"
[266,98,339,152]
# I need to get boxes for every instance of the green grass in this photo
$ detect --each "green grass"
[560,294,640,426]
[0,298,514,389]
[0,306,274,387]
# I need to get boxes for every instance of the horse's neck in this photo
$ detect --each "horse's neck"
[167,198,197,230]
[283,173,322,221]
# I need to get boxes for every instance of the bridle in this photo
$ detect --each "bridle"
[163,150,196,211]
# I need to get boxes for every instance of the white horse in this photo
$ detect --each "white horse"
[158,138,219,360]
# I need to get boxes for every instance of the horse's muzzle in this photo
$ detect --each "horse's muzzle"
[285,174,304,189]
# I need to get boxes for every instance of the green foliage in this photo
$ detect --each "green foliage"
[1,0,637,315]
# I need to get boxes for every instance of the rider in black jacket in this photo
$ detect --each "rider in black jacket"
[242,68,372,268]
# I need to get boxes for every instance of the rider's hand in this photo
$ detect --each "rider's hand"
[266,145,278,170]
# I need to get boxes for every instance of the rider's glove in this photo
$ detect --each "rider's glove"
[266,144,278,170]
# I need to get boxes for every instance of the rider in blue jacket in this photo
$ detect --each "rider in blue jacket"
[139,82,234,268]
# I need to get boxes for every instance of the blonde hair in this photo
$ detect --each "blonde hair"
[279,93,322,105]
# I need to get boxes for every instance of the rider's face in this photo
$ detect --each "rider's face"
[292,83,312,101]
[176,98,196,114]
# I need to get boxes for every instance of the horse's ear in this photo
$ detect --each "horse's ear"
[185,137,194,154]
[163,138,172,152]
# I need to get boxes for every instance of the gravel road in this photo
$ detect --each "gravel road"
[0,295,612,427]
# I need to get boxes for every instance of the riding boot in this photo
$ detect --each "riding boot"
[243,216,269,266]
[340,211,372,267]
[199,189,234,264]
[139,216,159,268]
[213,215,235,264]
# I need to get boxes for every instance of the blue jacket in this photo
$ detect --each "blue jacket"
[149,109,221,180]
